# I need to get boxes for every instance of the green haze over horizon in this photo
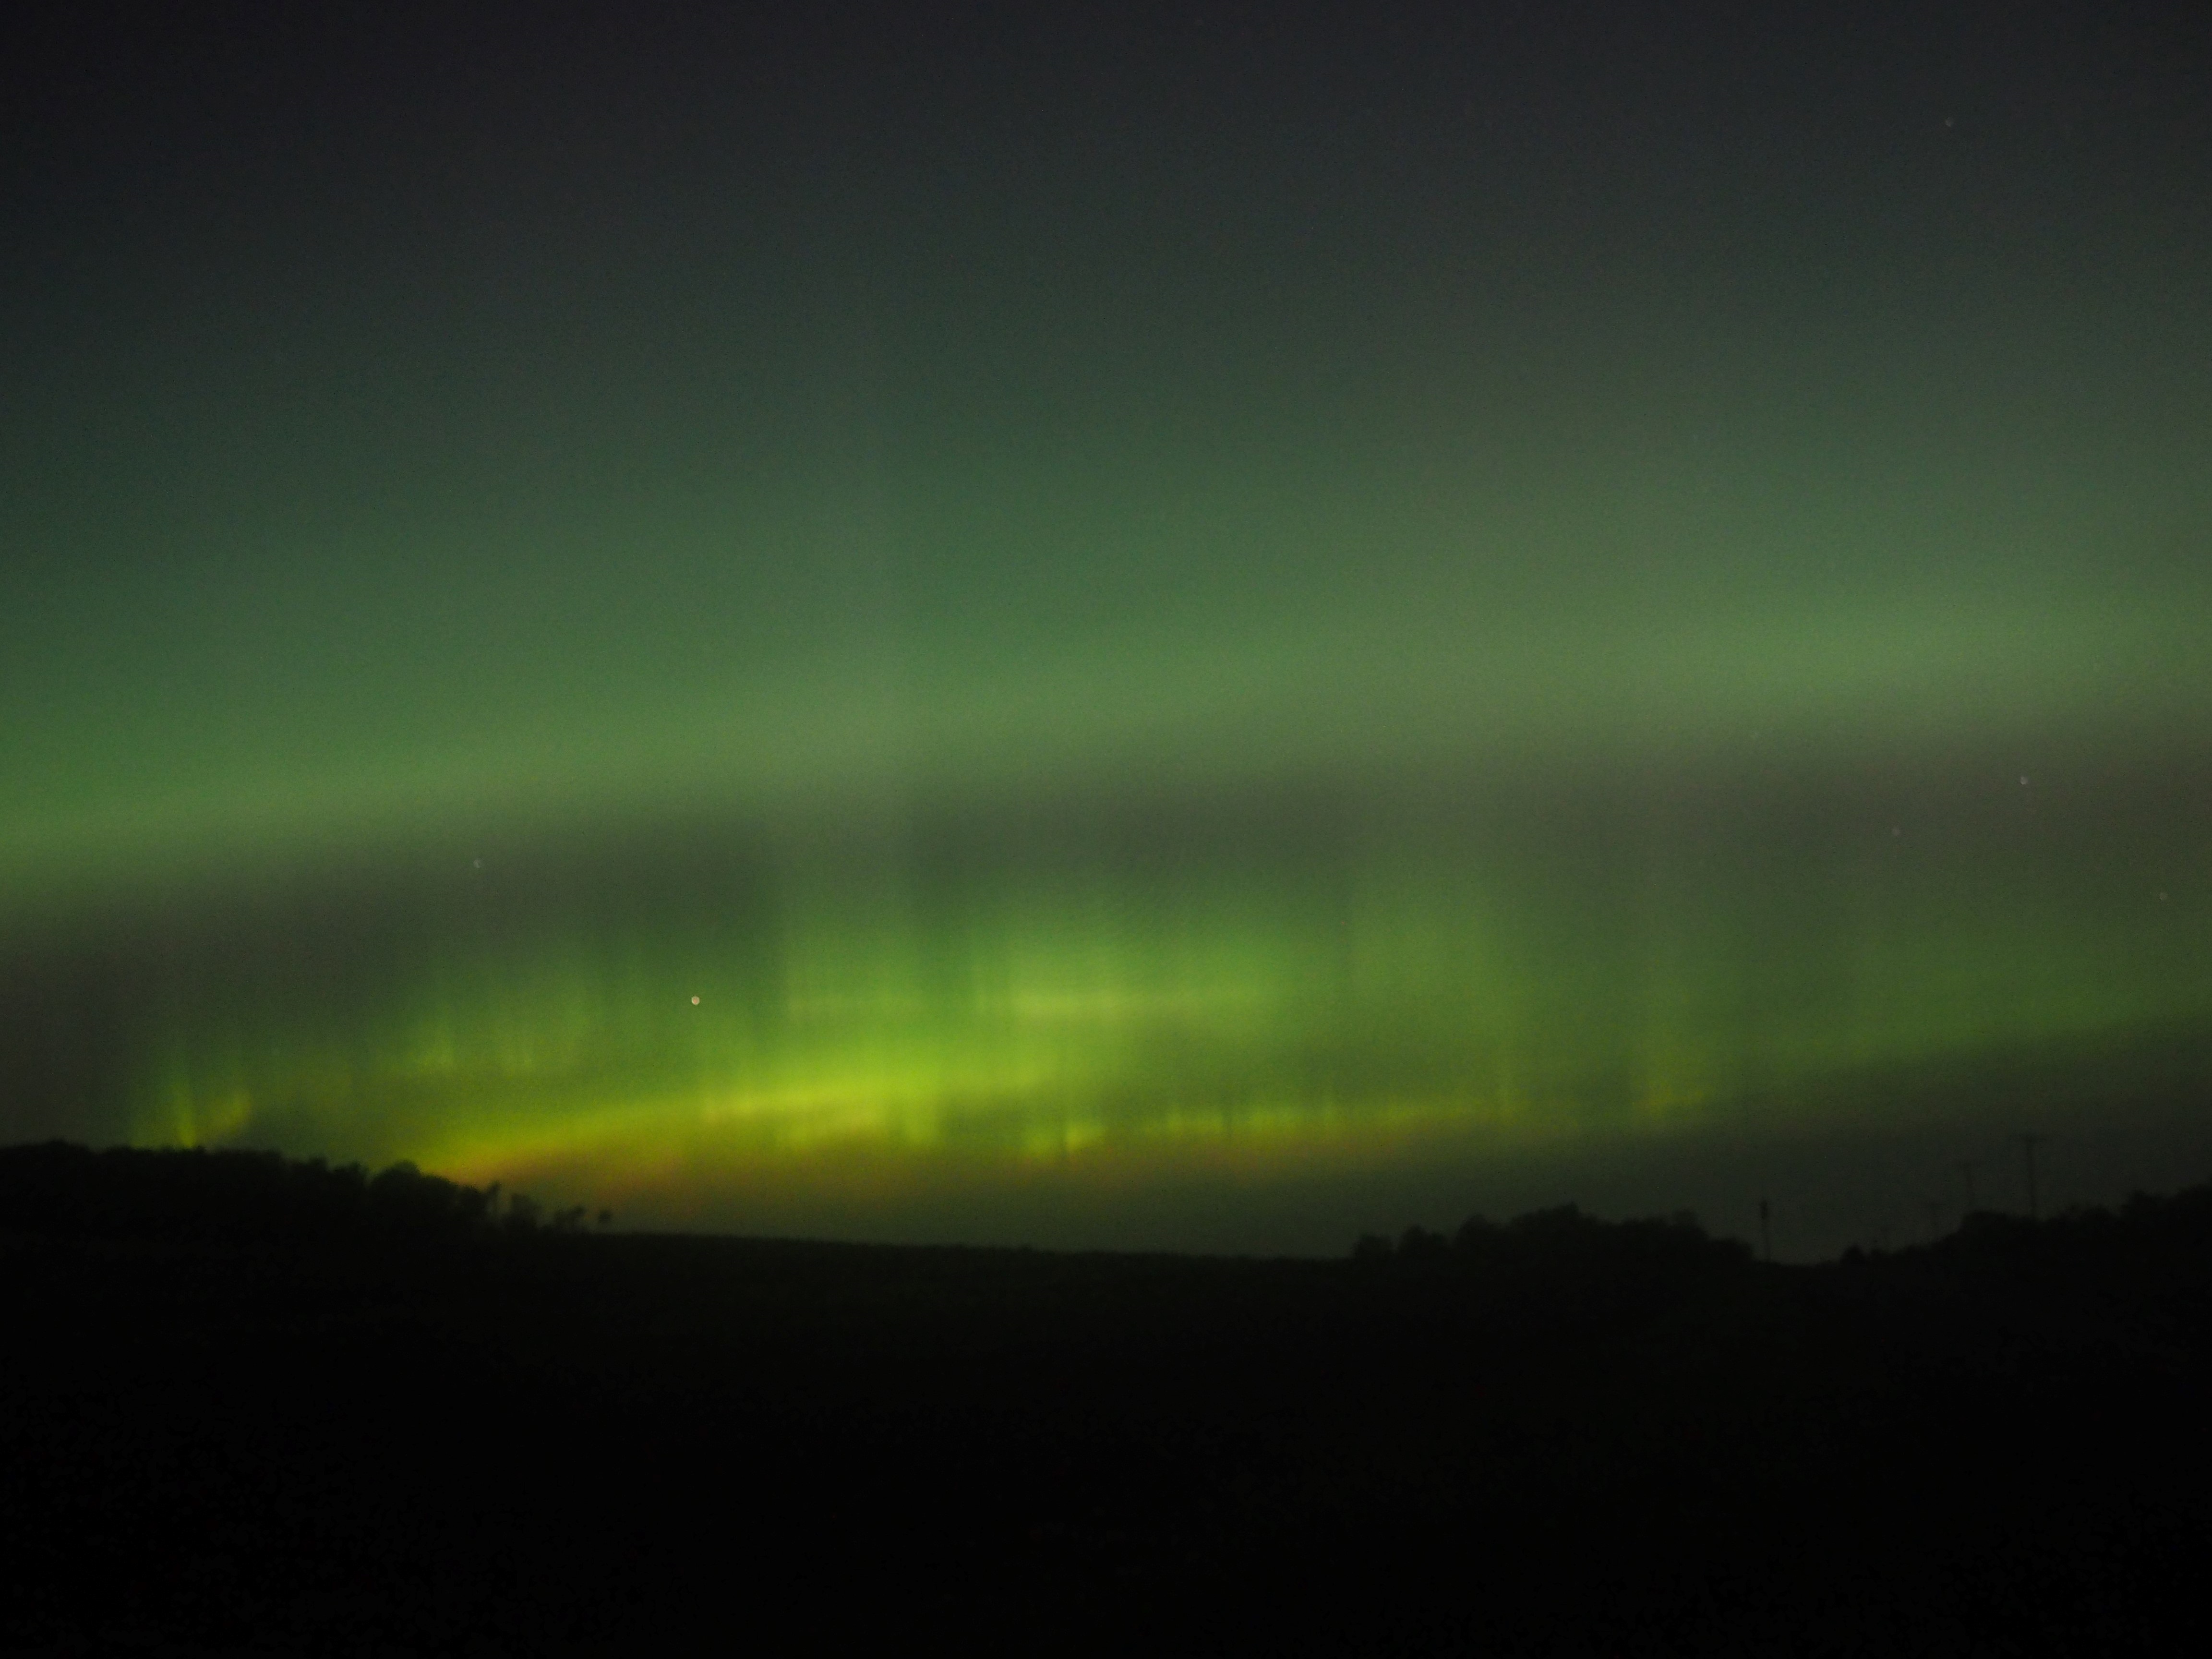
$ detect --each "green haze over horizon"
[4,2,2211,1252]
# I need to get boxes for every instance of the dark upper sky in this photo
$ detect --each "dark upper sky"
[4,1,2211,1252]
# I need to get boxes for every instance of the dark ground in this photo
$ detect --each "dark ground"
[3,1143,2210,1655]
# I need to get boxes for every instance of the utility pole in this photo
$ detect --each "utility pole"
[1758,1197,1772,1263]
[2017,1134,2047,1220]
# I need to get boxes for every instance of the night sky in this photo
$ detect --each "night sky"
[5,1,2211,1255]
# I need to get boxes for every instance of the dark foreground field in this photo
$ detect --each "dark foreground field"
[4,1144,2210,1655]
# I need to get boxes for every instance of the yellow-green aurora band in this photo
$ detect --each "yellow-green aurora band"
[2,731,2198,1245]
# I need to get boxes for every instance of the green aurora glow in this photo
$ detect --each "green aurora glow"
[4,4,2211,1252]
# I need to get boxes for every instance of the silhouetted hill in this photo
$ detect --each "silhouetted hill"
[4,1142,2211,1654]
[0,1139,595,1248]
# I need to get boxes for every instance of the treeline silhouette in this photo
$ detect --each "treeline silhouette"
[6,1140,2212,1654]
[1354,1183,2212,1297]
[1356,1202,1752,1272]
[0,1139,600,1247]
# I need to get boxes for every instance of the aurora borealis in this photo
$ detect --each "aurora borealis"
[5,2,2212,1253]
